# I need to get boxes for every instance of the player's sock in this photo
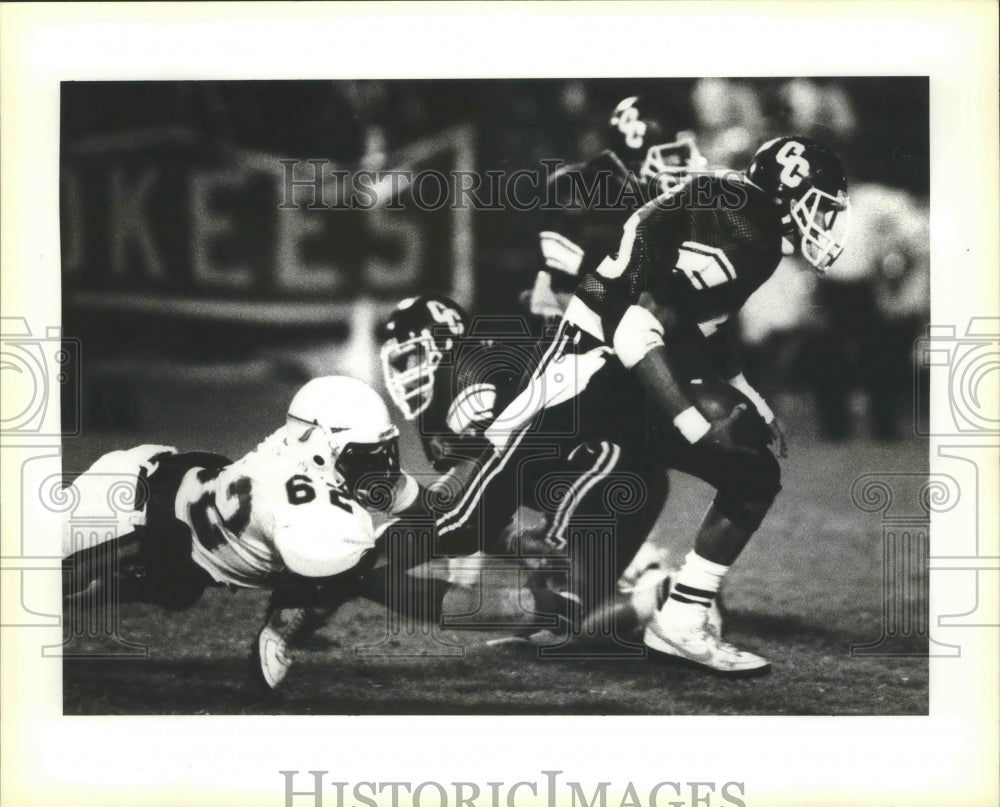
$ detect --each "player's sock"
[663,550,727,616]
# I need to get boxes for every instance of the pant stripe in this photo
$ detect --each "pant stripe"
[436,422,532,536]
[436,324,573,535]
[544,441,621,549]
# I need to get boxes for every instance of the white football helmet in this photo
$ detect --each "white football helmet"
[284,376,400,502]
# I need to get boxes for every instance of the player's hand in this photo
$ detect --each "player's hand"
[767,418,788,458]
[501,506,555,556]
[704,403,756,454]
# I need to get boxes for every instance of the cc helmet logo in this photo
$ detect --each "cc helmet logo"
[426,300,464,336]
[775,140,810,188]
[611,99,647,149]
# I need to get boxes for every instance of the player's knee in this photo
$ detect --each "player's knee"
[753,448,782,499]
[714,448,781,531]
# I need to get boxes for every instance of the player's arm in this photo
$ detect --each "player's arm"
[529,167,588,318]
[584,207,729,447]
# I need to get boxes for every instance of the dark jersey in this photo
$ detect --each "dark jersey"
[413,320,542,472]
[537,150,645,298]
[569,172,784,350]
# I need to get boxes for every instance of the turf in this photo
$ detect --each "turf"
[61,377,929,715]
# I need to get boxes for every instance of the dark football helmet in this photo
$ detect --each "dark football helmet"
[379,295,469,420]
[747,136,851,273]
[608,95,707,193]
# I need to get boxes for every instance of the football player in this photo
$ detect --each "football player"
[61,376,415,679]
[436,136,851,675]
[379,294,680,647]
[528,94,707,323]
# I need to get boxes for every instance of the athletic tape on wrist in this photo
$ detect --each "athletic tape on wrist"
[673,406,712,443]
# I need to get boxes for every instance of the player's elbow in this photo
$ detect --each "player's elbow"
[612,305,666,369]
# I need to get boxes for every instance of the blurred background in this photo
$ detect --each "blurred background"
[61,78,929,456]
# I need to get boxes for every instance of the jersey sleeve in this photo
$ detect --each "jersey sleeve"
[272,495,376,578]
[538,151,638,294]
[575,198,676,342]
[537,162,591,291]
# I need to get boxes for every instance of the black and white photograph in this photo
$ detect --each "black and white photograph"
[57,75,933,716]
[1,3,997,807]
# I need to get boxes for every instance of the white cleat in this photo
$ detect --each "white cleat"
[254,624,293,691]
[632,568,724,638]
[644,602,770,677]
[705,597,724,640]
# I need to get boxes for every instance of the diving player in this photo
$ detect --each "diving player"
[61,376,415,687]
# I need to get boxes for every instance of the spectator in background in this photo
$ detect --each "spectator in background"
[805,183,929,440]
[691,78,766,168]
[779,78,856,142]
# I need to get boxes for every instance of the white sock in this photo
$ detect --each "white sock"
[667,550,729,608]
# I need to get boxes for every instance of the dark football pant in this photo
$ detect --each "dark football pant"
[428,332,780,594]
[62,451,230,611]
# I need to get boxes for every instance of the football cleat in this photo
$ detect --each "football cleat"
[254,623,293,691]
[251,603,331,692]
[644,600,769,677]
[659,570,725,639]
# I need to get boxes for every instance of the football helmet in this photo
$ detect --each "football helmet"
[284,376,400,501]
[379,295,469,420]
[608,95,707,194]
[747,136,851,273]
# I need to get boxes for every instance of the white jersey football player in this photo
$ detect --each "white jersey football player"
[62,376,415,633]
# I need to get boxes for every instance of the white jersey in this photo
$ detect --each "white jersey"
[176,428,377,588]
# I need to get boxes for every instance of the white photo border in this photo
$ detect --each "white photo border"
[1,2,997,807]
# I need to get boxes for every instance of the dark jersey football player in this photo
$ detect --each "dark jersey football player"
[381,296,692,652]
[527,94,707,325]
[379,294,672,644]
[380,294,531,476]
[438,136,851,675]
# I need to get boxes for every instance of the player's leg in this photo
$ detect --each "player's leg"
[64,448,230,614]
[62,445,175,605]
[642,380,779,674]
[531,442,674,650]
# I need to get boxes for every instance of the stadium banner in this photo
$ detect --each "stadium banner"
[61,125,475,328]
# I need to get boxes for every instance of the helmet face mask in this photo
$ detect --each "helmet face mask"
[335,434,401,507]
[379,295,468,421]
[638,131,708,194]
[380,331,442,420]
[791,186,851,273]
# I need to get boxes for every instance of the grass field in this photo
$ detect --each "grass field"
[62,374,929,715]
